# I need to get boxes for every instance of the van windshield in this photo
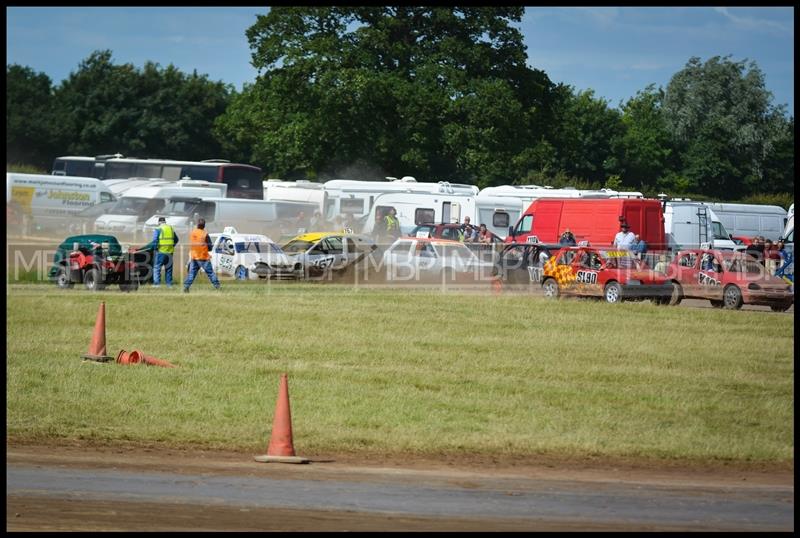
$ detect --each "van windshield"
[109,197,155,216]
[712,221,731,241]
[163,200,202,216]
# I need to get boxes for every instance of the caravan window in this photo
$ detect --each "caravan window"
[341,198,364,214]
[415,208,435,225]
[493,212,509,228]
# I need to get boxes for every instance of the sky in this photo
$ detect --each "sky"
[5,6,795,116]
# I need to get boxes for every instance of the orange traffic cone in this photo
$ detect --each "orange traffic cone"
[254,374,309,464]
[115,349,138,365]
[130,350,176,368]
[82,302,113,362]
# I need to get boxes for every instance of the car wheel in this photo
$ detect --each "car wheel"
[722,285,743,310]
[56,265,73,289]
[710,300,724,308]
[84,268,105,291]
[542,278,560,299]
[668,282,683,306]
[770,303,792,312]
[235,265,248,280]
[604,281,623,304]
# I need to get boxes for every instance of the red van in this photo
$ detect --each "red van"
[505,198,666,251]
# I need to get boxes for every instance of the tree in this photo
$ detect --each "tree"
[663,55,790,198]
[54,50,232,160]
[217,7,560,183]
[615,85,673,193]
[6,65,59,169]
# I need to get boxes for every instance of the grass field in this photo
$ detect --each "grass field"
[6,281,794,464]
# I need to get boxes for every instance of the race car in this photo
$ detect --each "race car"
[665,249,793,311]
[381,236,495,283]
[210,227,299,280]
[281,231,379,279]
[541,246,673,304]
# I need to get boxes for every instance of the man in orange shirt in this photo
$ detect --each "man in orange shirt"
[183,218,221,293]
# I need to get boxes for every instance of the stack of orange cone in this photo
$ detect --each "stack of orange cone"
[254,374,309,464]
[130,350,176,368]
[492,276,503,296]
[81,302,113,362]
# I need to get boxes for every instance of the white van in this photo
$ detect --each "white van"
[94,180,227,236]
[7,172,116,231]
[361,190,478,236]
[705,202,788,242]
[143,197,318,238]
[663,200,739,251]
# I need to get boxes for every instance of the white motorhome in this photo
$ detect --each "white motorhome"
[361,190,478,236]
[705,202,788,242]
[94,180,227,236]
[263,180,326,212]
[475,185,644,239]
[7,173,116,231]
[662,200,739,251]
[143,197,318,238]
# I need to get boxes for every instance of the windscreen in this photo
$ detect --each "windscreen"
[281,240,314,254]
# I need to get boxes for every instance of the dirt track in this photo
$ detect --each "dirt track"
[6,442,794,531]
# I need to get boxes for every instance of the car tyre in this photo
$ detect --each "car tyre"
[84,268,105,291]
[542,278,560,299]
[770,302,792,312]
[56,265,74,289]
[668,282,683,306]
[119,281,139,292]
[604,281,623,304]
[722,285,743,310]
[710,300,724,308]
[235,265,249,280]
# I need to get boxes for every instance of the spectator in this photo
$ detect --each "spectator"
[461,216,477,242]
[295,211,308,234]
[763,239,779,274]
[558,228,576,246]
[372,213,386,241]
[384,208,401,242]
[631,234,647,259]
[775,240,793,289]
[745,236,764,263]
[612,222,636,250]
[183,218,221,293]
[141,216,179,288]
[654,254,669,274]
[309,211,323,231]
[477,224,493,244]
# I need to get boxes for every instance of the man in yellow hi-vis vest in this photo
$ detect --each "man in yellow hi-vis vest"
[145,216,179,288]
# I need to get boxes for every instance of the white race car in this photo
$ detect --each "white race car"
[210,227,300,280]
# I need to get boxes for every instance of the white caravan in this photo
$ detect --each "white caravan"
[143,197,318,238]
[264,177,479,225]
[7,173,116,230]
[475,185,643,239]
[94,180,227,236]
[361,190,478,236]
[705,202,788,242]
[662,200,739,251]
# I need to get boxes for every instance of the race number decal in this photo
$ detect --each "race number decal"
[219,256,233,270]
[575,271,598,284]
[698,272,721,286]
[527,266,543,283]
[313,256,335,269]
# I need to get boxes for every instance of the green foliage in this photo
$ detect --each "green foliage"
[6,163,47,174]
[663,56,793,198]
[53,51,232,160]
[6,65,60,169]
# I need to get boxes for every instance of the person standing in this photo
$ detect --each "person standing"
[144,216,179,288]
[559,228,576,246]
[183,218,220,293]
[384,207,401,242]
[631,234,647,259]
[612,222,636,250]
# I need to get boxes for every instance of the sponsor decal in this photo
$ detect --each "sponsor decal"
[698,272,721,286]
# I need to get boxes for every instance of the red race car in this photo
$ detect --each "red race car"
[665,249,793,311]
[541,246,673,304]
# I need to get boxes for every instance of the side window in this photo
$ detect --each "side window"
[679,253,697,268]
[345,238,356,254]
[326,237,344,254]
[441,227,458,240]
[415,208,435,225]
[493,212,509,228]
[556,251,575,265]
[99,192,114,203]
[517,215,533,234]
[388,242,412,256]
